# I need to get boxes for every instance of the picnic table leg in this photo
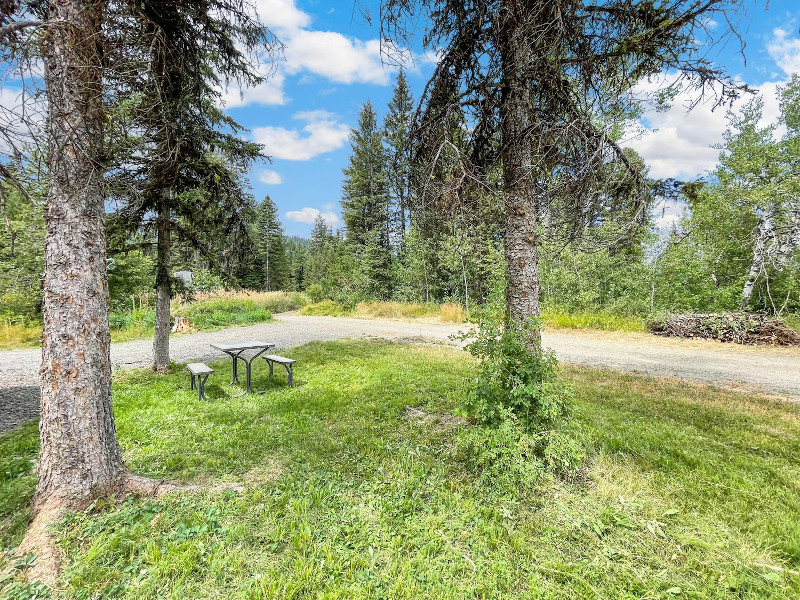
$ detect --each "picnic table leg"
[230,352,242,384]
[244,347,272,394]
[197,373,210,401]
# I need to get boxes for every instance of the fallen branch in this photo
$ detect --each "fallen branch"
[649,313,800,346]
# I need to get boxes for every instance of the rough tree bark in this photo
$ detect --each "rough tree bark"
[16,2,180,584]
[153,190,171,373]
[498,0,541,347]
[36,0,126,509]
[16,1,128,582]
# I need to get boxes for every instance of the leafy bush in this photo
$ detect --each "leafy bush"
[189,270,225,294]
[456,291,578,491]
[455,415,585,494]
[306,283,325,303]
[462,302,572,428]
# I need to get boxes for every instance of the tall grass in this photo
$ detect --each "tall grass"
[0,291,309,349]
[541,307,647,332]
[300,300,468,323]
[356,301,467,322]
[0,320,41,349]
[171,291,308,330]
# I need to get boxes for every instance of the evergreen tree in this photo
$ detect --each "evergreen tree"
[284,236,309,291]
[306,214,335,290]
[253,196,290,291]
[384,70,414,249]
[341,101,392,297]
[106,0,273,372]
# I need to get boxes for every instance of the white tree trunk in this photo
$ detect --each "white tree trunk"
[742,211,773,310]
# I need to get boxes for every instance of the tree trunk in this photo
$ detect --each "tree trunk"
[0,187,14,256]
[37,0,126,508]
[153,191,171,373]
[499,0,541,348]
[742,211,773,310]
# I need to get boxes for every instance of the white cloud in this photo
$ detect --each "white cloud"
[252,0,311,33]
[768,27,800,76]
[252,110,350,160]
[652,197,685,230]
[221,71,286,107]
[258,169,283,184]
[321,202,335,210]
[284,31,391,85]
[285,207,341,226]
[222,0,398,108]
[626,75,783,180]
[0,85,43,152]
[252,0,393,87]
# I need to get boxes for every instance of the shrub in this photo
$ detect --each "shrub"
[454,415,585,494]
[190,270,225,294]
[462,302,573,428]
[306,283,325,303]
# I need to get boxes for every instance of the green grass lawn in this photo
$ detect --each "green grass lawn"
[2,340,799,598]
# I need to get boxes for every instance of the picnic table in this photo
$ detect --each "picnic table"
[210,340,275,395]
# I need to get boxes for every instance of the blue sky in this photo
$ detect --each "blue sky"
[219,1,800,235]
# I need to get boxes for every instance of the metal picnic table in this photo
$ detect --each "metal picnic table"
[210,340,275,395]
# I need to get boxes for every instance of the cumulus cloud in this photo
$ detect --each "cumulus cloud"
[285,31,390,84]
[252,110,350,160]
[285,206,341,226]
[258,169,283,184]
[253,0,311,32]
[224,0,402,108]
[626,75,782,180]
[220,71,286,107]
[252,0,393,88]
[653,197,686,231]
[768,27,800,76]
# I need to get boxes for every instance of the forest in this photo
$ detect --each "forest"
[4,70,800,336]
[3,0,800,597]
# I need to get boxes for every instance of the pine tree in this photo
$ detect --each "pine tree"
[253,196,290,291]
[341,101,392,297]
[384,70,414,249]
[306,214,334,289]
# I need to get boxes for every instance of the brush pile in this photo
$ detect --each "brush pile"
[649,313,800,346]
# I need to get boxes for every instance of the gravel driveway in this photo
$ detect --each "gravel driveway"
[2,314,799,434]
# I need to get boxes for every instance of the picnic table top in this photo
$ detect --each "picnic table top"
[210,341,275,352]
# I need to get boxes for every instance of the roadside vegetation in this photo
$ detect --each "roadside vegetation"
[2,340,799,597]
[0,291,308,350]
[300,299,467,323]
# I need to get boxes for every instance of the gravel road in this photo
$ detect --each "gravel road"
[2,314,799,434]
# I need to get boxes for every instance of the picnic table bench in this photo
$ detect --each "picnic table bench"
[263,354,296,387]
[185,341,297,399]
[186,363,213,401]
